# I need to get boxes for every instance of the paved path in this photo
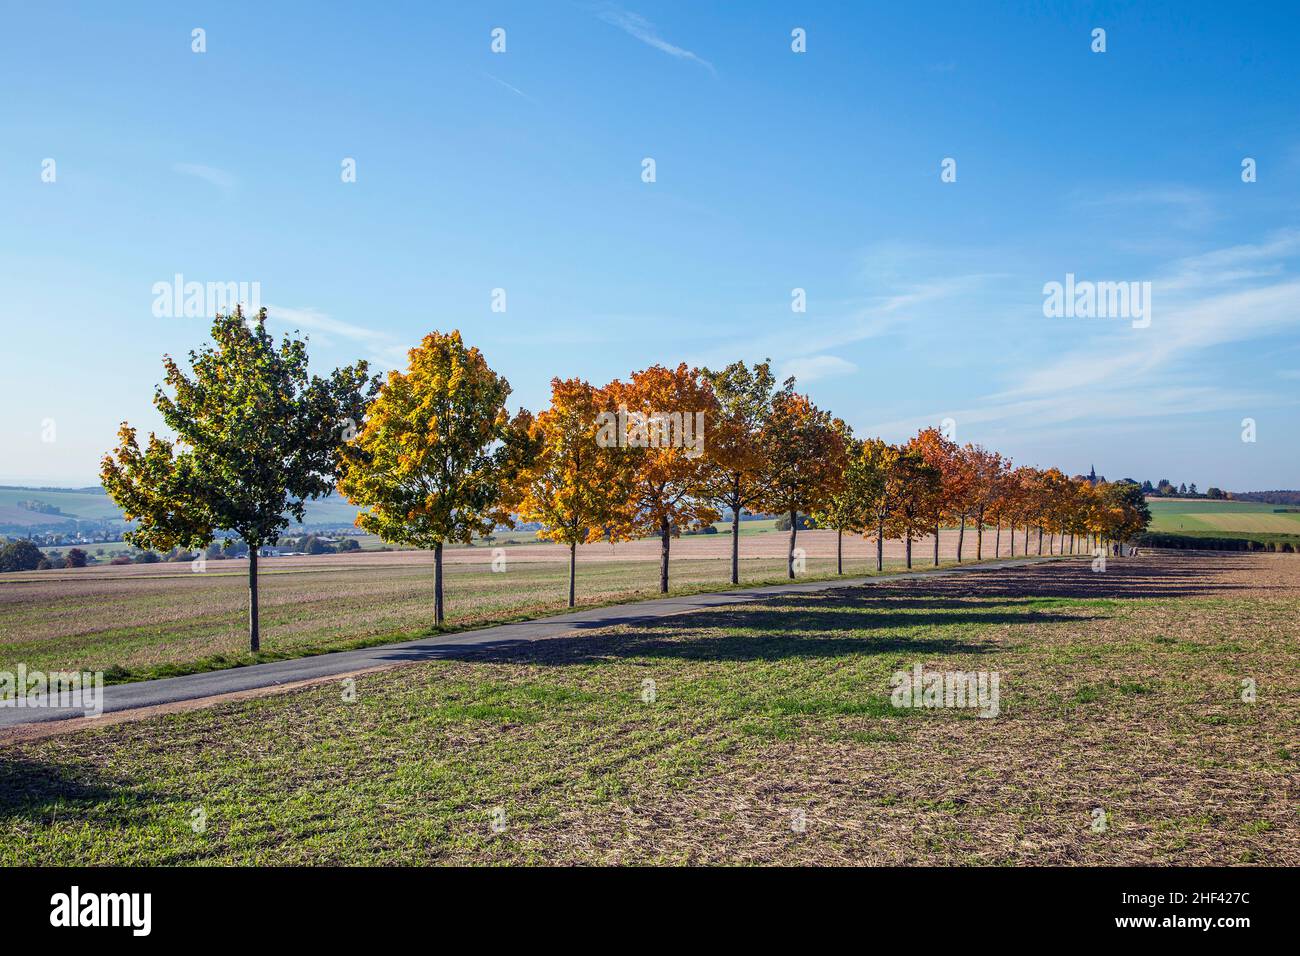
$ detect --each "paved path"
[0,557,1058,727]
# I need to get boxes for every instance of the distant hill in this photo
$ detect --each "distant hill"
[0,486,123,529]
[0,504,78,530]
[0,484,362,534]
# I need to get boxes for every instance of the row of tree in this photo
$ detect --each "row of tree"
[0,540,87,572]
[1142,479,1225,499]
[102,310,1150,651]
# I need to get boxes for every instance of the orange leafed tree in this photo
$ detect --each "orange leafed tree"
[516,377,625,607]
[1016,466,1044,554]
[965,444,1008,560]
[987,464,1024,557]
[599,364,719,593]
[996,467,1033,557]
[757,386,846,579]
[1027,467,1069,554]
[909,427,962,566]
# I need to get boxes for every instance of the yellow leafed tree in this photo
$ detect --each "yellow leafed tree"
[337,331,534,625]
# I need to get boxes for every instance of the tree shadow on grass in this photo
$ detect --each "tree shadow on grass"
[376,553,1255,669]
[0,751,146,824]
[870,554,1275,601]
[444,593,1099,666]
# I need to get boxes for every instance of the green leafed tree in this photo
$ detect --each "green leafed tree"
[858,438,901,572]
[1100,479,1153,546]
[757,384,847,579]
[700,359,778,584]
[101,307,376,651]
[0,540,47,573]
[811,421,866,575]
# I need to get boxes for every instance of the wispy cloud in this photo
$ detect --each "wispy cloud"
[1158,228,1300,292]
[264,305,408,369]
[689,238,1009,379]
[1004,234,1300,401]
[779,354,857,384]
[717,271,1004,370]
[596,5,715,73]
[1076,185,1217,230]
[483,72,535,103]
[173,163,237,191]
[876,230,1300,441]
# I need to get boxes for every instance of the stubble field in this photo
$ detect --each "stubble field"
[0,528,1031,681]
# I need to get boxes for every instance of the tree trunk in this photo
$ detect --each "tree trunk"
[957,516,965,563]
[876,518,884,572]
[730,492,741,585]
[1010,522,1016,557]
[933,522,940,566]
[248,549,260,652]
[905,535,912,569]
[660,514,671,593]
[976,515,983,560]
[787,507,797,579]
[1024,521,1030,554]
[434,541,445,624]
[836,529,843,575]
[995,520,1001,558]
[568,539,576,608]
[1037,525,1043,555]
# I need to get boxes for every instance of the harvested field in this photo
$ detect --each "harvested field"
[0,528,1043,680]
[1,552,1295,865]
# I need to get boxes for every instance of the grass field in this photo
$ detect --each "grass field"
[2,552,1294,865]
[0,528,1004,682]
[1147,498,1300,534]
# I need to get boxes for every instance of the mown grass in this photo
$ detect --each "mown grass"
[1,553,1295,865]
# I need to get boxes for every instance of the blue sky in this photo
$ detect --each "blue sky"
[4,1,1299,490]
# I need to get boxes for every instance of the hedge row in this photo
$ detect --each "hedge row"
[1135,532,1297,553]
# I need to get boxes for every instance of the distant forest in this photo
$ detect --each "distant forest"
[1230,490,1300,506]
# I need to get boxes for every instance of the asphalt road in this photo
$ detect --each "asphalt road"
[0,557,1056,727]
